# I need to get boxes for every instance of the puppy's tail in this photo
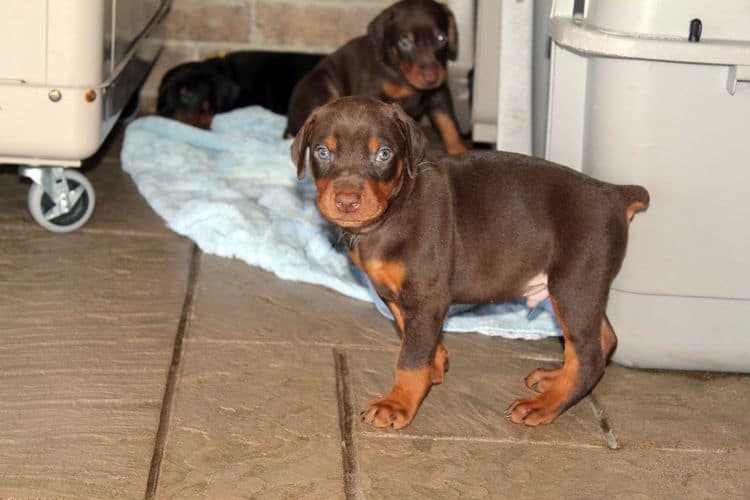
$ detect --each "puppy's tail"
[618,185,650,223]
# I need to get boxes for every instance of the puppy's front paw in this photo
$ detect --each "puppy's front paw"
[505,393,563,426]
[362,397,415,429]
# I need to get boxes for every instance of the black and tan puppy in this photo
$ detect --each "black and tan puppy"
[292,97,649,428]
[286,0,465,154]
[157,51,323,129]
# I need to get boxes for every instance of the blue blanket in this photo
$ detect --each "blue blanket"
[121,106,560,339]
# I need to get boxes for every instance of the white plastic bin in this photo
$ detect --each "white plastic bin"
[0,0,170,231]
[546,0,750,372]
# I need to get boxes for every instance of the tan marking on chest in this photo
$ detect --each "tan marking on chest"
[382,81,416,100]
[387,301,405,333]
[430,110,466,154]
[364,259,405,295]
[348,247,362,269]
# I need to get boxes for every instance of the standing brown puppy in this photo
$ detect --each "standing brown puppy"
[286,0,465,154]
[292,97,649,428]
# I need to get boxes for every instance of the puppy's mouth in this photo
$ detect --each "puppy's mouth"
[173,110,214,129]
[419,67,441,86]
[317,192,387,229]
[401,62,446,90]
[315,180,390,230]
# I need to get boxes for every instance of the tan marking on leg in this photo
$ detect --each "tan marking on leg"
[508,296,580,426]
[431,343,449,384]
[348,247,362,269]
[524,367,562,393]
[430,110,466,154]
[600,315,618,361]
[553,296,581,385]
[362,366,432,429]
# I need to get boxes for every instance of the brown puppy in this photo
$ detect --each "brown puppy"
[286,0,465,154]
[292,97,649,428]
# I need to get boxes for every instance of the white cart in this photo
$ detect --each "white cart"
[0,0,170,232]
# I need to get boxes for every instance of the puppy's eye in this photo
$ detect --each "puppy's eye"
[315,146,330,160]
[435,32,448,47]
[397,37,415,51]
[375,148,392,162]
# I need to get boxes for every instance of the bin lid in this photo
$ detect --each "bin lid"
[550,0,750,65]
[588,0,750,42]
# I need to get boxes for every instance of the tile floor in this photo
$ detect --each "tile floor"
[0,126,747,499]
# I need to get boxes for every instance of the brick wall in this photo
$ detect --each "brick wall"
[140,0,392,111]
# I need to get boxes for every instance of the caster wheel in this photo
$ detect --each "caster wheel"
[28,169,96,232]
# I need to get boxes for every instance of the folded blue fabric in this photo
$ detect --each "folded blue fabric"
[121,106,560,339]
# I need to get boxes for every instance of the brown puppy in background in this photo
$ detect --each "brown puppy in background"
[286,0,466,154]
[292,97,649,429]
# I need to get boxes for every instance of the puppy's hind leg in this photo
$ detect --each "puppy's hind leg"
[525,315,617,394]
[507,255,615,426]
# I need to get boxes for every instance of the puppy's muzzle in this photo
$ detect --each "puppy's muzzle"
[419,63,440,86]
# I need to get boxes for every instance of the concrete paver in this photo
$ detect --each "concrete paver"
[189,254,401,350]
[83,159,171,236]
[348,349,606,446]
[595,365,750,451]
[155,343,344,499]
[357,437,749,498]
[0,229,192,498]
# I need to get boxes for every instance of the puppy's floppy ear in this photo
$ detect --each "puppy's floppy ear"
[390,104,427,178]
[442,5,459,61]
[290,110,318,180]
[367,7,395,61]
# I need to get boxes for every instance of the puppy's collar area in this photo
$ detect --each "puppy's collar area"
[341,231,361,249]
[337,213,388,236]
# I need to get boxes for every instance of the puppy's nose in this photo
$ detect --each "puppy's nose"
[419,63,440,84]
[334,190,361,213]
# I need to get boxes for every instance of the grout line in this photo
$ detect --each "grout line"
[0,223,172,239]
[144,244,202,500]
[587,394,619,450]
[79,227,174,238]
[362,432,605,449]
[361,432,736,455]
[333,349,364,500]
[187,337,397,350]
